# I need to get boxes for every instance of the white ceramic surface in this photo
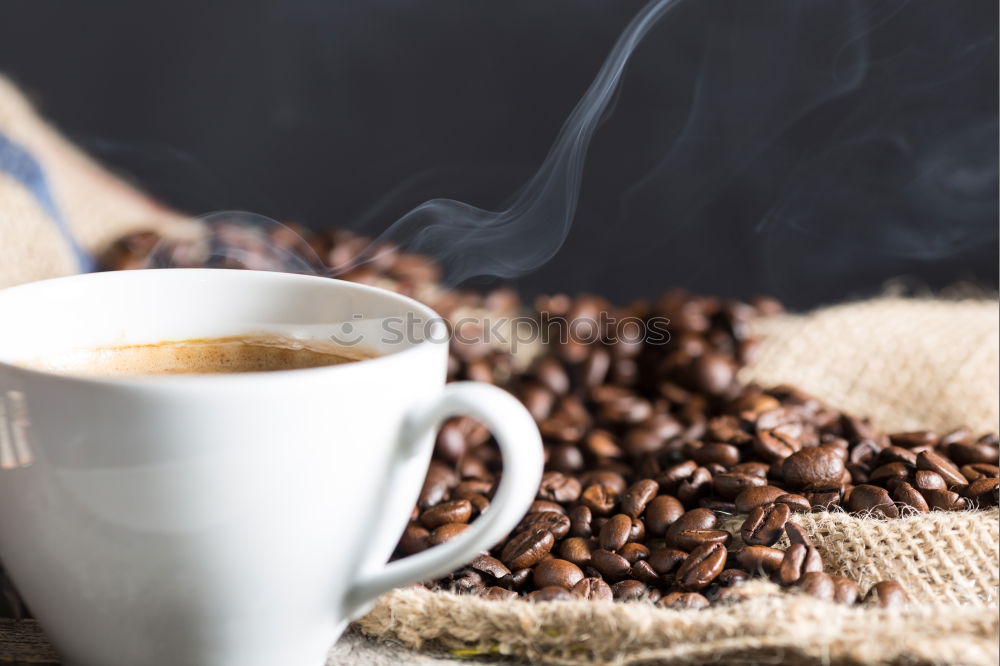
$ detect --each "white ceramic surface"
[0,269,543,666]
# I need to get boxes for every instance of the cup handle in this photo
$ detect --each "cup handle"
[341,381,543,618]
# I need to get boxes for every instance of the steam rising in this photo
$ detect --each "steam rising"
[337,0,683,285]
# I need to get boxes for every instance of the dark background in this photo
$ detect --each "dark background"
[2,0,997,308]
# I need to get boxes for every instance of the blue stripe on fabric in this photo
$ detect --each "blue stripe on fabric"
[0,131,94,272]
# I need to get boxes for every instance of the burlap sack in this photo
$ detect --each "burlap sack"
[0,75,178,288]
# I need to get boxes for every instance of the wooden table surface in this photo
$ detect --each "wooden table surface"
[0,620,58,665]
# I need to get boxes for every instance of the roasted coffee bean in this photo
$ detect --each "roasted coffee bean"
[875,446,918,467]
[580,470,628,495]
[623,428,664,457]
[741,503,791,546]
[948,441,1000,466]
[916,451,967,488]
[846,484,899,519]
[691,352,735,395]
[599,514,633,552]
[420,499,473,529]
[865,581,908,608]
[669,507,717,532]
[717,569,750,587]
[533,558,585,589]
[521,384,556,422]
[428,523,469,546]
[778,543,823,585]
[890,431,937,449]
[869,462,912,484]
[500,529,555,569]
[469,555,511,582]
[612,579,649,601]
[533,357,570,395]
[675,542,727,591]
[481,586,519,601]
[914,469,947,490]
[657,591,710,610]
[734,486,786,513]
[782,448,846,488]
[737,546,785,575]
[619,542,650,565]
[802,483,843,510]
[921,488,968,511]
[713,473,768,500]
[568,505,593,538]
[965,478,1000,506]
[798,571,835,601]
[539,416,585,444]
[644,496,685,536]
[537,471,582,503]
[581,484,619,516]
[418,479,449,510]
[892,481,929,513]
[676,467,713,505]
[528,500,566,514]
[731,461,771,478]
[665,508,716,545]
[832,576,860,605]
[631,559,661,586]
[503,567,532,591]
[671,529,731,552]
[457,454,493,482]
[549,444,585,473]
[784,522,813,547]
[528,586,574,602]
[517,512,571,540]
[559,537,594,568]
[572,577,614,600]
[648,547,688,575]
[454,479,494,499]
[775,493,812,513]
[465,493,491,517]
[699,498,737,513]
[753,429,801,462]
[398,524,430,555]
[621,479,660,518]
[961,463,1000,482]
[656,460,699,491]
[585,430,623,459]
[629,518,646,543]
[451,569,485,593]
[435,421,468,464]
[691,442,741,467]
[591,549,631,581]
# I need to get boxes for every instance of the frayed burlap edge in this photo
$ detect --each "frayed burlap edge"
[357,585,998,666]
[357,509,999,665]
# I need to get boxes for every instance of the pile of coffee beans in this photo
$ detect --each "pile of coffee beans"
[100,225,999,609]
[402,290,997,607]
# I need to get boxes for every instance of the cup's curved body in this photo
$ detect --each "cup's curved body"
[0,270,542,666]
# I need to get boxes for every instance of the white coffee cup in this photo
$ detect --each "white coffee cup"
[0,269,543,666]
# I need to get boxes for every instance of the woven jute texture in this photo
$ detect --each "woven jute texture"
[743,297,1000,434]
[358,586,999,666]
[0,75,179,289]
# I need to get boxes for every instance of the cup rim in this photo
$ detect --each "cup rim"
[0,268,448,388]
